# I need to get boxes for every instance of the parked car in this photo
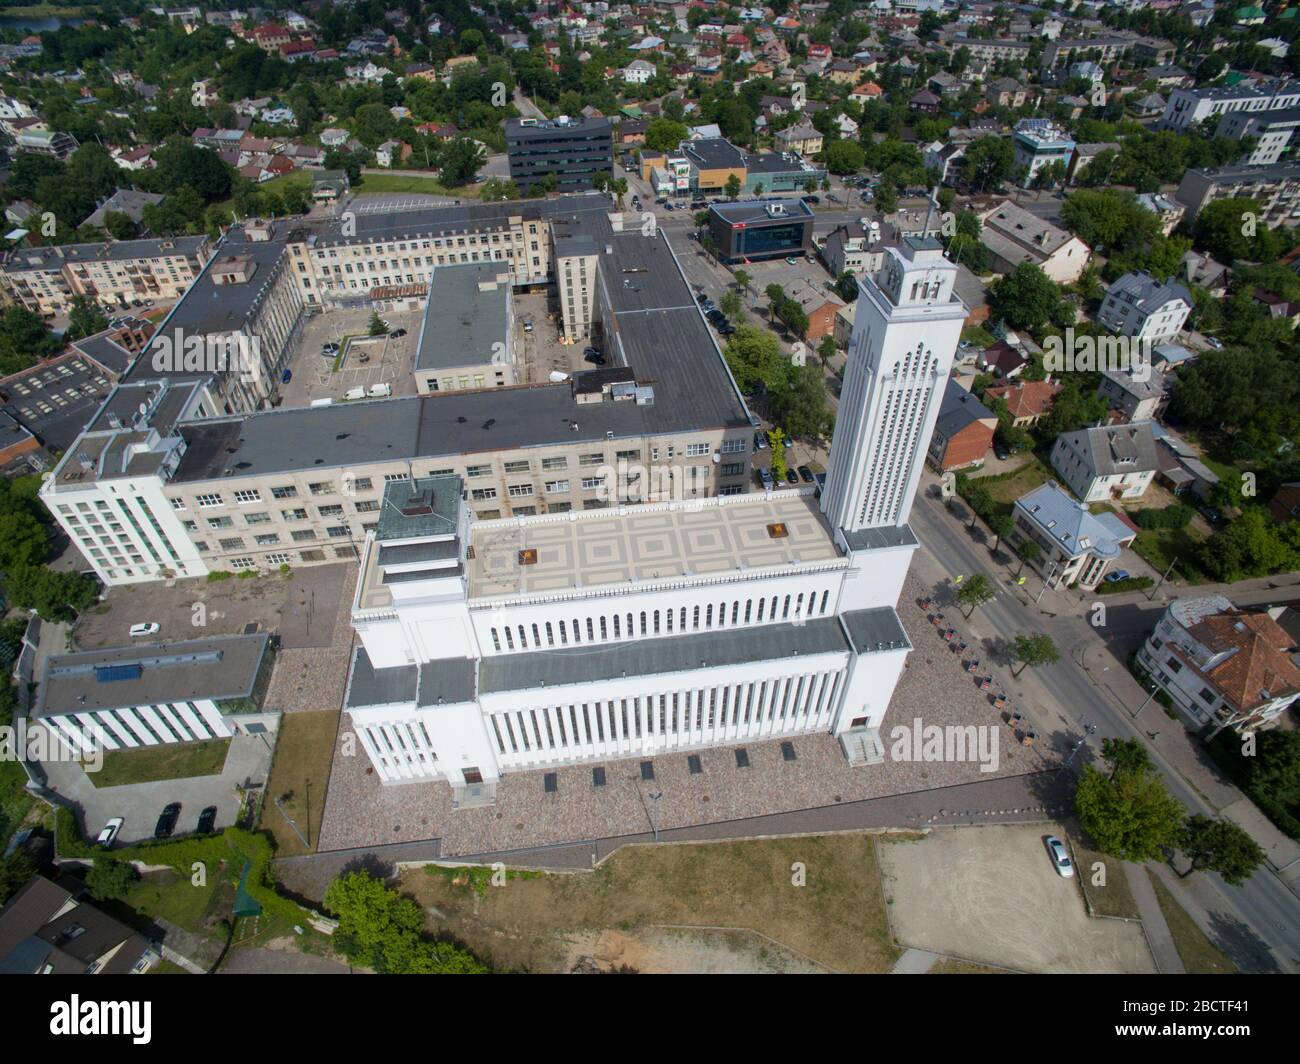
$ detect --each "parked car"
[344,386,367,401]
[196,806,218,835]
[584,350,606,365]
[389,328,407,338]
[367,382,392,398]
[129,622,160,638]
[154,803,181,840]
[785,256,800,265]
[96,817,123,849]
[522,317,534,332]
[993,442,1012,461]
[798,465,815,483]
[718,322,736,336]
[757,466,774,489]
[281,368,292,384]
[663,201,674,211]
[1204,337,1223,350]
[753,432,767,451]
[785,468,799,484]
[802,195,820,205]
[1044,835,1074,878]
[1104,570,1132,584]
[696,293,709,304]
[1199,504,1222,524]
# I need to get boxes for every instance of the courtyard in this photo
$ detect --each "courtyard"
[277,306,423,408]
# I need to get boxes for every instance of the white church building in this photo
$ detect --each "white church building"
[343,236,967,794]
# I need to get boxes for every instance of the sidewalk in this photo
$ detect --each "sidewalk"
[1123,862,1185,974]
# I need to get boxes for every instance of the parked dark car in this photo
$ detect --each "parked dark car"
[798,465,815,483]
[785,468,799,484]
[281,368,292,384]
[696,292,709,304]
[154,802,181,839]
[196,806,217,834]
[803,195,820,205]
[583,350,606,365]
[707,309,726,323]
[718,322,736,336]
[389,328,407,338]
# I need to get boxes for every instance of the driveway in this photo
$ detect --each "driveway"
[41,733,273,846]
[877,824,1156,973]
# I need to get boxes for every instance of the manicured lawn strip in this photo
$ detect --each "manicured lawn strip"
[1072,844,1141,920]
[258,710,339,856]
[1145,870,1236,974]
[87,739,231,788]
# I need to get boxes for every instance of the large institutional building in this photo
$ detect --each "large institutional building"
[25,186,967,785]
[343,234,966,790]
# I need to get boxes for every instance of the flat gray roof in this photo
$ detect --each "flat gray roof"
[415,263,509,372]
[345,647,417,708]
[34,634,269,718]
[840,607,911,655]
[479,617,850,695]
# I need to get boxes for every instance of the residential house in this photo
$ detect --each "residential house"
[927,379,997,471]
[1010,482,1137,590]
[1136,595,1300,731]
[1097,365,1170,422]
[1051,421,1160,503]
[1097,271,1193,343]
[983,378,1061,427]
[978,200,1091,283]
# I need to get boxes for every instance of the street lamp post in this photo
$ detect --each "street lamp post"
[1131,683,1159,720]
[1057,721,1097,777]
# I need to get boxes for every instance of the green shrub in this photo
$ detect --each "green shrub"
[236,569,257,579]
[1135,504,1194,530]
[1096,575,1154,594]
[206,571,233,582]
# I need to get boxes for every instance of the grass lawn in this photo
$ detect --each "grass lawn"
[1131,524,1207,583]
[971,455,1054,511]
[88,739,231,789]
[121,868,232,936]
[258,710,339,856]
[402,834,900,973]
[355,173,465,197]
[1072,845,1141,920]
[1146,870,1237,974]
[148,959,190,974]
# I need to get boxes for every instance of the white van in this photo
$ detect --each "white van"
[344,386,367,401]
[367,382,392,398]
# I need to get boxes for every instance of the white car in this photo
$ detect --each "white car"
[97,817,123,848]
[1044,835,1074,878]
[129,622,160,638]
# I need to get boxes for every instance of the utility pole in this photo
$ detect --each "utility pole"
[1036,560,1058,603]
[1148,556,1178,601]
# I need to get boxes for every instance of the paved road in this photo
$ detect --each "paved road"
[907,481,1300,972]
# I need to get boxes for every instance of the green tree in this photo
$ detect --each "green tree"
[989,263,1064,333]
[768,428,787,481]
[1016,539,1041,576]
[479,178,521,202]
[4,567,99,621]
[1177,814,1266,886]
[86,857,136,901]
[65,295,108,343]
[958,136,1014,193]
[439,137,486,187]
[1012,632,1059,676]
[324,871,488,974]
[1101,737,1151,781]
[724,173,742,200]
[0,306,60,375]
[719,289,743,318]
[723,325,787,395]
[0,510,50,571]
[987,513,1013,553]
[822,139,866,174]
[1075,763,1185,862]
[644,117,689,152]
[956,573,995,618]
[368,312,387,337]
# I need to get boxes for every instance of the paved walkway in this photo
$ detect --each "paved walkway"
[891,948,940,974]
[1124,862,1185,974]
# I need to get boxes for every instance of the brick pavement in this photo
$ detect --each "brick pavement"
[312,572,1068,856]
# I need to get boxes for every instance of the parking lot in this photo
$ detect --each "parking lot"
[278,307,422,407]
[877,824,1156,973]
[513,287,605,382]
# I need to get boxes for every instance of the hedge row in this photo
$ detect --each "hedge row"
[1096,575,1155,595]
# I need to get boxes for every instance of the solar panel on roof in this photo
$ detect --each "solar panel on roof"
[95,663,142,682]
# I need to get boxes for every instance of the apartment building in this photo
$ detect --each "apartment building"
[1160,80,1300,132]
[1012,119,1075,188]
[1216,106,1300,166]
[0,236,211,315]
[1175,162,1300,227]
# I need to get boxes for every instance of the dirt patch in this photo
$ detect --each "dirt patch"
[400,833,900,973]
[563,927,826,974]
